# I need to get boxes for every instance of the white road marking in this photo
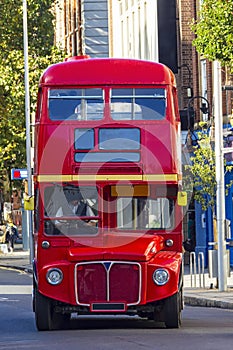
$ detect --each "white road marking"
[0,285,32,295]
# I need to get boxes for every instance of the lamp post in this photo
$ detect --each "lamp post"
[213,61,227,292]
[23,0,33,261]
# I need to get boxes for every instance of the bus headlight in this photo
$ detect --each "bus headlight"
[46,268,63,285]
[152,269,169,286]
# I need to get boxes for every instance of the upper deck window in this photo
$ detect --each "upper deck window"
[48,87,166,121]
[99,128,140,150]
[74,127,140,163]
[110,88,166,120]
[48,88,104,120]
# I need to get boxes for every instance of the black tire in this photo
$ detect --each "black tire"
[35,289,53,331]
[35,289,69,331]
[164,291,182,329]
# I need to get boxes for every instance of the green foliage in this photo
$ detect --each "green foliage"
[184,134,216,212]
[191,0,233,72]
[0,0,55,56]
[0,0,65,197]
[184,133,233,212]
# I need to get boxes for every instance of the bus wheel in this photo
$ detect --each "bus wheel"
[164,291,182,329]
[35,289,53,331]
[35,289,69,331]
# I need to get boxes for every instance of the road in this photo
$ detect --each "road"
[0,267,233,350]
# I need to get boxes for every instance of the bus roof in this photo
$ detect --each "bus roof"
[39,57,176,87]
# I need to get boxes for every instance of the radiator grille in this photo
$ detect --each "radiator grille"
[75,261,141,306]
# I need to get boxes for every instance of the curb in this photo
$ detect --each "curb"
[0,263,33,274]
[184,295,233,309]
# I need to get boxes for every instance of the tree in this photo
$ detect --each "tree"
[0,0,65,199]
[191,0,233,72]
[184,135,216,212]
[0,0,55,56]
[184,131,233,213]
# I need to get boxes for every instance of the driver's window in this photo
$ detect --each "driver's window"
[44,185,98,235]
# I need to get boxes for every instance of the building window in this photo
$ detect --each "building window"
[112,0,157,61]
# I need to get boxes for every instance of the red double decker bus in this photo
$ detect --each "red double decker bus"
[32,56,185,330]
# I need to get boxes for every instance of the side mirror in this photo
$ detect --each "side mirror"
[177,191,187,206]
[24,195,34,210]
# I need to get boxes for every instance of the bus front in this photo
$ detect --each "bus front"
[33,57,184,331]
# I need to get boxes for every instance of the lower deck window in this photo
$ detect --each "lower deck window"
[117,197,174,230]
[44,185,98,236]
[42,184,175,235]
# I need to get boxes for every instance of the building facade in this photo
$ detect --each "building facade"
[55,0,109,57]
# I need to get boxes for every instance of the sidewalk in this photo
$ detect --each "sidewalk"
[183,265,233,309]
[0,243,32,273]
[1,244,233,310]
